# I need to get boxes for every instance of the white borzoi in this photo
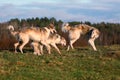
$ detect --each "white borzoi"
[62,23,100,51]
[31,33,66,55]
[8,23,57,54]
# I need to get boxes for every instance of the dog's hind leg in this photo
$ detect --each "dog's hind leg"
[88,29,99,51]
[67,39,78,51]
[19,38,29,53]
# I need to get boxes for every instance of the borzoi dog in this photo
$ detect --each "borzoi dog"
[8,23,56,54]
[31,33,66,55]
[62,23,100,51]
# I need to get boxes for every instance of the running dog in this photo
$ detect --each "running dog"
[31,33,66,55]
[62,23,100,51]
[8,23,57,54]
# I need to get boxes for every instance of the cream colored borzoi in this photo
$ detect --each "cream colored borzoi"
[62,23,100,51]
[8,23,56,54]
[31,33,66,55]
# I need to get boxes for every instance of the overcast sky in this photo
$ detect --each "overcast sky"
[0,0,120,23]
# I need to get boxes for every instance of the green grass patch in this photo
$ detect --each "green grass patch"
[0,45,120,80]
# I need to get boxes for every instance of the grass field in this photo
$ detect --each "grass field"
[0,45,120,80]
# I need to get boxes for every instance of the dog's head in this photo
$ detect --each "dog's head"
[7,25,14,31]
[52,34,66,46]
[61,23,70,32]
[60,37,66,46]
[48,23,57,33]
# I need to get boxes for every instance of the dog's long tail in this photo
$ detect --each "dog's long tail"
[7,25,19,37]
[61,23,70,33]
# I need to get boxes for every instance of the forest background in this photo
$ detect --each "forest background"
[0,17,120,49]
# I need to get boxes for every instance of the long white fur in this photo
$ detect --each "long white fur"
[31,33,66,55]
[62,23,100,51]
[8,24,56,54]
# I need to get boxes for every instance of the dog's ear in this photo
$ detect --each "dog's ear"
[49,23,54,29]
[80,25,84,30]
[65,23,69,26]
[49,21,54,26]
[52,21,54,25]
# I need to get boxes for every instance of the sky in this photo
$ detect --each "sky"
[0,0,120,23]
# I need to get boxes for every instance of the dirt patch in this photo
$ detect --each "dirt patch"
[106,51,120,59]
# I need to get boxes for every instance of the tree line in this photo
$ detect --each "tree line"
[0,17,120,49]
